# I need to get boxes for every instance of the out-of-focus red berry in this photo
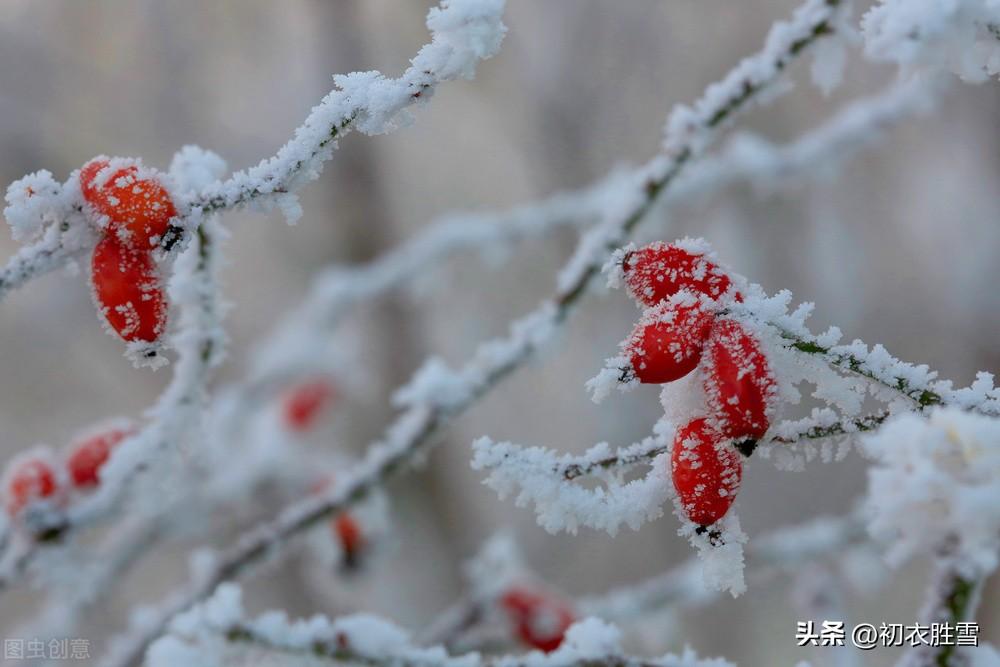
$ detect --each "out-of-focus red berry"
[671,418,743,527]
[500,586,574,653]
[312,475,366,567]
[4,455,61,517]
[66,423,134,489]
[91,234,167,343]
[282,379,337,432]
[333,513,364,559]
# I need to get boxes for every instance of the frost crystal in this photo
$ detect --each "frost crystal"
[862,408,1000,576]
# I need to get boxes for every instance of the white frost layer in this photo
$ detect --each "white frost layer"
[862,407,1000,577]
[148,583,734,667]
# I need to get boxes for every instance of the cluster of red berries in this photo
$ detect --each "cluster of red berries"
[2,422,134,525]
[499,585,574,653]
[619,241,775,529]
[81,157,177,345]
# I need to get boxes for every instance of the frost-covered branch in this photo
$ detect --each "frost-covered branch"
[0,220,92,300]
[551,411,890,482]
[144,584,732,667]
[671,73,943,199]
[770,319,1000,415]
[236,175,616,404]
[182,0,506,221]
[861,408,1000,666]
[900,557,981,667]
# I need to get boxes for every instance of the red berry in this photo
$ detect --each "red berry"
[332,513,364,559]
[283,379,336,432]
[66,423,134,489]
[703,319,775,441]
[4,454,61,517]
[312,475,365,567]
[625,297,713,384]
[80,157,176,249]
[91,234,167,343]
[500,587,574,653]
[622,242,736,306]
[671,418,742,527]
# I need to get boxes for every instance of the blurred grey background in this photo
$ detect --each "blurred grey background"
[0,1,997,665]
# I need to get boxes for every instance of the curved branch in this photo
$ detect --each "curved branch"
[183,1,505,217]
[0,221,91,300]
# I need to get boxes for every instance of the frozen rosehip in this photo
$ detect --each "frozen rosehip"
[282,379,337,432]
[80,157,176,249]
[3,453,61,517]
[703,319,775,442]
[622,242,736,306]
[311,476,366,568]
[671,418,742,527]
[66,422,134,489]
[333,513,364,566]
[500,586,574,653]
[91,234,167,343]
[625,298,713,384]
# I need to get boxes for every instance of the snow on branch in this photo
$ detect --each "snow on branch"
[182,0,507,222]
[862,0,1000,82]
[145,583,732,667]
[862,408,1000,577]
[0,222,92,301]
[470,424,673,536]
[246,172,620,384]
[671,73,944,200]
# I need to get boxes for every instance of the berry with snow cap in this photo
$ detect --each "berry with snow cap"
[671,417,743,527]
[66,421,135,489]
[703,318,775,444]
[91,234,168,343]
[80,157,177,249]
[622,241,736,307]
[3,451,62,518]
